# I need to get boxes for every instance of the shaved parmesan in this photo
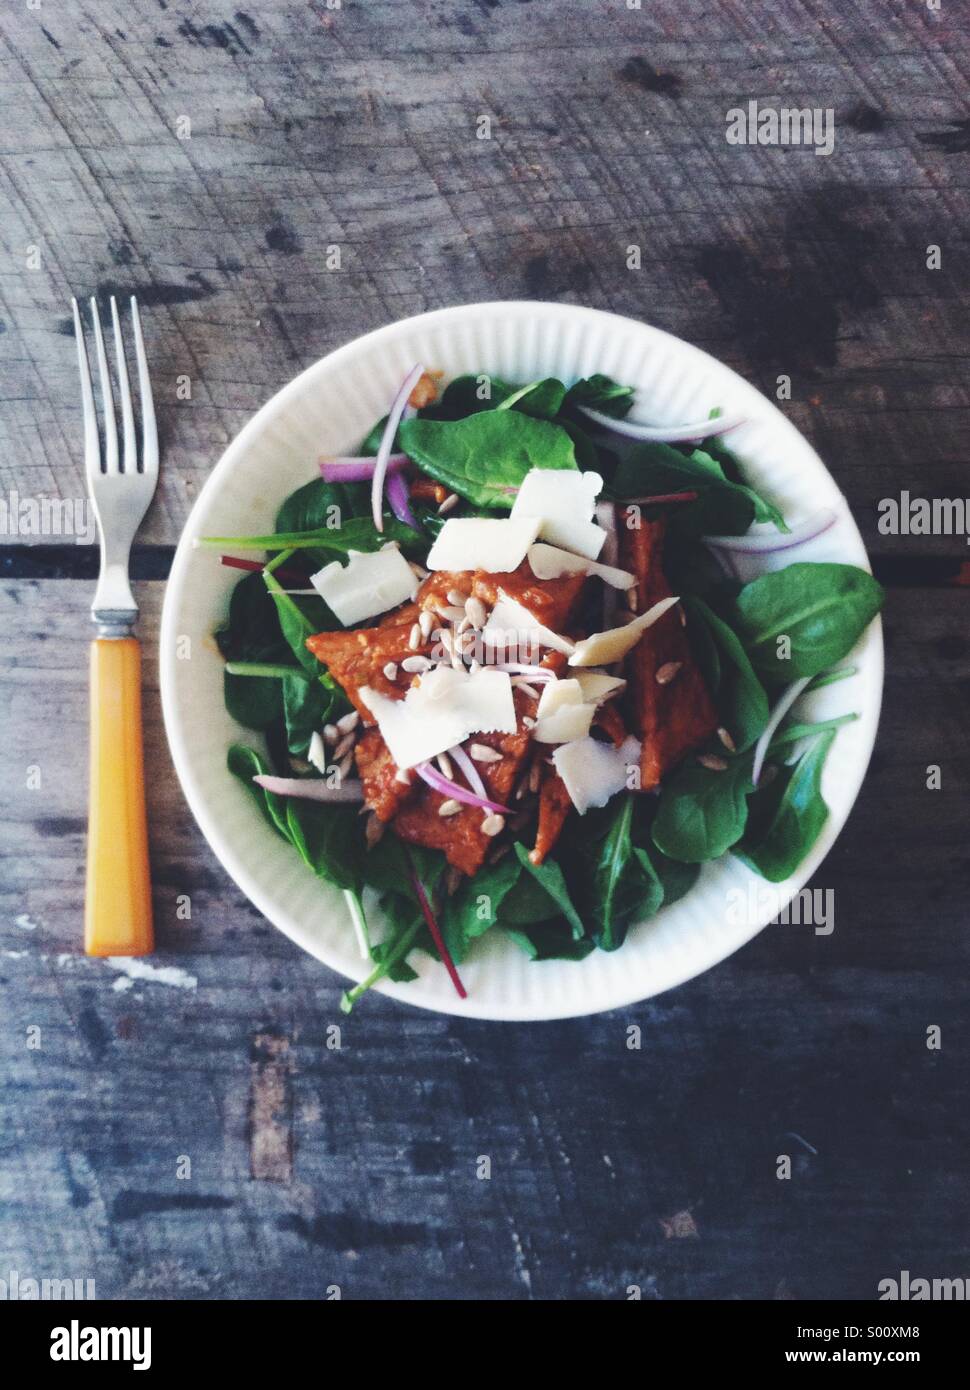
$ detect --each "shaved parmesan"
[310,543,417,626]
[552,736,641,815]
[482,589,576,659]
[532,702,595,744]
[527,542,635,590]
[532,677,594,742]
[359,665,516,770]
[511,468,607,559]
[568,595,681,667]
[536,678,584,719]
[426,516,540,573]
[573,671,627,705]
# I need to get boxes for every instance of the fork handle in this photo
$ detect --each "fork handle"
[85,638,154,956]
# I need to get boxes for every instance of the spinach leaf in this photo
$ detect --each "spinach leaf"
[684,597,769,751]
[282,671,346,757]
[217,572,292,730]
[497,377,567,419]
[612,442,757,537]
[505,923,596,962]
[564,373,635,419]
[652,848,701,907]
[227,744,292,843]
[224,666,286,731]
[286,801,366,892]
[431,373,516,418]
[731,563,885,683]
[441,853,522,964]
[577,795,664,951]
[691,446,788,531]
[200,515,421,555]
[499,862,563,925]
[737,731,836,882]
[652,755,754,863]
[398,411,578,510]
[513,843,585,940]
[275,476,369,533]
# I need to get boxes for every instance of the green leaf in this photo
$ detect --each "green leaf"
[564,373,635,419]
[431,374,516,418]
[498,864,563,925]
[582,795,664,951]
[652,755,754,863]
[275,476,369,533]
[731,563,885,683]
[737,731,836,882]
[513,843,585,940]
[199,515,421,554]
[684,597,769,751]
[497,377,567,419]
[287,801,366,892]
[226,744,293,843]
[612,442,757,537]
[441,853,522,964]
[398,411,578,510]
[506,923,596,962]
[282,672,345,757]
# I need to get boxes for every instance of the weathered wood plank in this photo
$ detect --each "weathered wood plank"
[0,0,968,552]
[0,580,966,1298]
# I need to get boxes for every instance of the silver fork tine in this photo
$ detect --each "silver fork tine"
[89,297,119,474]
[110,296,138,475]
[72,297,101,476]
[130,296,158,477]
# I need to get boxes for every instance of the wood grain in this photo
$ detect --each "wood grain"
[0,0,968,1301]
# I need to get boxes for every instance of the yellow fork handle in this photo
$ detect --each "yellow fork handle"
[84,637,154,956]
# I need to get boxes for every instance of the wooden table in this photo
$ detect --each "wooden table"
[1,0,967,1300]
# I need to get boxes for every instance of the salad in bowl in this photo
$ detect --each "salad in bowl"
[197,364,883,1011]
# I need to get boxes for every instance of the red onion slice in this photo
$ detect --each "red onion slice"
[704,508,837,555]
[751,677,812,786]
[489,662,557,680]
[254,774,364,803]
[579,405,745,443]
[448,743,488,801]
[320,454,408,483]
[373,364,424,532]
[386,470,419,529]
[414,760,511,815]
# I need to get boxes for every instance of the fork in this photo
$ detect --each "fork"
[73,295,158,957]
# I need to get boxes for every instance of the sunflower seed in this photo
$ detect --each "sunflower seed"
[469,743,502,763]
[337,710,360,734]
[438,798,462,817]
[717,726,737,752]
[409,561,430,580]
[382,661,399,682]
[464,595,487,629]
[394,767,412,786]
[408,622,422,651]
[437,492,459,515]
[334,732,355,759]
[402,654,431,673]
[365,814,385,849]
[323,723,339,745]
[446,588,468,608]
[439,604,466,624]
[697,754,729,772]
[481,813,505,837]
[436,751,454,780]
[418,608,435,639]
[522,714,536,729]
[336,751,355,779]
[656,661,683,685]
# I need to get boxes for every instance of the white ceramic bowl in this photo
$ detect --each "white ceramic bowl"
[159,302,883,1020]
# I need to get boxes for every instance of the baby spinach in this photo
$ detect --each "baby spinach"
[506,923,596,962]
[652,754,754,863]
[564,373,634,418]
[275,475,369,533]
[227,743,292,842]
[731,563,885,683]
[441,853,522,964]
[398,410,578,510]
[612,442,757,537]
[430,373,516,418]
[580,794,664,951]
[217,572,292,730]
[684,597,769,751]
[513,843,585,940]
[497,377,567,419]
[737,730,836,882]
[200,515,421,555]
